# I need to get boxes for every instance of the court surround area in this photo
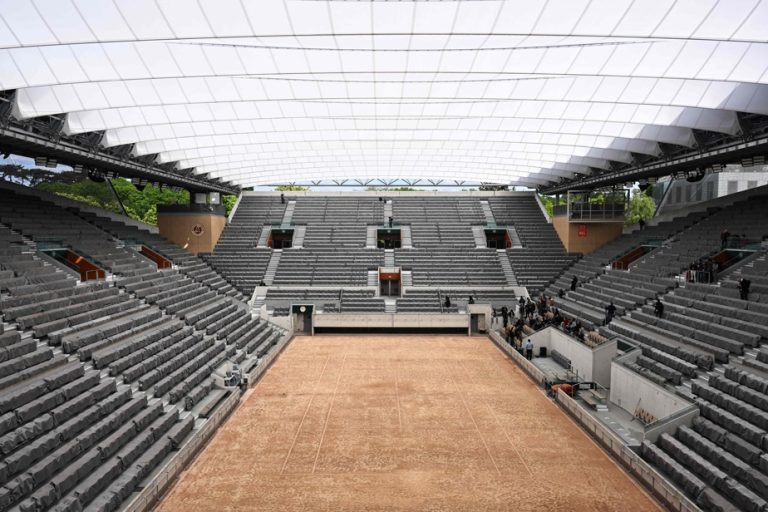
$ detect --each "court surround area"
[156,335,660,511]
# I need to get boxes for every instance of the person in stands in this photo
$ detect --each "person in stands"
[604,301,616,325]
[524,339,534,360]
[468,295,475,304]
[638,218,646,230]
[721,229,730,249]
[444,295,451,309]
[570,275,578,291]
[739,277,751,301]
[654,298,664,318]
[388,216,393,228]
[558,288,565,298]
[280,193,285,204]
[501,306,509,328]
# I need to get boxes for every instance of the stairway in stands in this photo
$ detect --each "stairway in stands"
[384,250,395,267]
[498,252,518,286]
[282,201,296,224]
[480,200,495,224]
[262,251,282,286]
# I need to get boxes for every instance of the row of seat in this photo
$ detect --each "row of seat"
[0,187,288,512]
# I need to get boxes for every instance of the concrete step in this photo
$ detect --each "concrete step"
[480,201,495,224]
[262,251,282,286]
[293,225,306,248]
[472,226,486,248]
[282,201,296,224]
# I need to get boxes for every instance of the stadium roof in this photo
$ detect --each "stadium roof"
[1,0,768,191]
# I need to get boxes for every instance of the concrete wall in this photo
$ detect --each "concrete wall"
[488,330,547,386]
[609,356,693,421]
[554,390,702,512]
[552,215,624,254]
[527,327,616,387]
[157,211,226,254]
[312,312,468,330]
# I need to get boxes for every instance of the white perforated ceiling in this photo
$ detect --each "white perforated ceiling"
[2,0,767,187]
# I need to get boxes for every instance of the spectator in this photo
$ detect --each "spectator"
[638,218,646,230]
[524,339,534,360]
[604,302,616,325]
[558,288,565,298]
[501,306,509,328]
[570,275,578,291]
[654,298,664,318]
[721,229,730,249]
[388,216,393,228]
[280,193,285,204]
[468,295,475,305]
[444,296,451,309]
[739,278,751,301]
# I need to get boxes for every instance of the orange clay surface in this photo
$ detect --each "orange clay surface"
[156,335,661,512]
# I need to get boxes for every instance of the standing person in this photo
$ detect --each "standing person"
[721,229,730,249]
[654,298,664,318]
[388,216,393,228]
[468,295,475,305]
[639,218,646,230]
[524,339,534,360]
[444,296,451,309]
[604,301,617,325]
[501,306,509,328]
[739,278,751,301]
[570,275,578,291]
[280,193,285,204]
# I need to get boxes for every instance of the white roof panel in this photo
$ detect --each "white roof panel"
[0,0,766,187]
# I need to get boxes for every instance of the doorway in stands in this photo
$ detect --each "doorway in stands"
[379,268,401,297]
[269,228,294,249]
[292,304,313,334]
[484,228,511,249]
[377,228,401,249]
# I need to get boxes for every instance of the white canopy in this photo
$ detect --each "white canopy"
[2,0,767,187]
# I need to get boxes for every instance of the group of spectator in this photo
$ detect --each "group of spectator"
[492,294,588,351]
[686,258,719,284]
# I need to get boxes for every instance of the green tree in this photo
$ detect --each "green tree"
[625,189,656,226]
[36,177,189,226]
[142,204,158,225]
[538,195,567,218]
[222,195,238,216]
[365,186,419,192]
[274,185,309,192]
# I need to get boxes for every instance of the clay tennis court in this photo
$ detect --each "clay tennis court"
[156,335,660,512]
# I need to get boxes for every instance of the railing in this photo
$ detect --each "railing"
[555,201,626,222]
[554,390,702,512]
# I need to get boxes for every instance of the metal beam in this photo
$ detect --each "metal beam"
[0,123,237,194]
[541,135,768,194]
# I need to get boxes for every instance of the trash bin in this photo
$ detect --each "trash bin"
[539,347,547,358]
